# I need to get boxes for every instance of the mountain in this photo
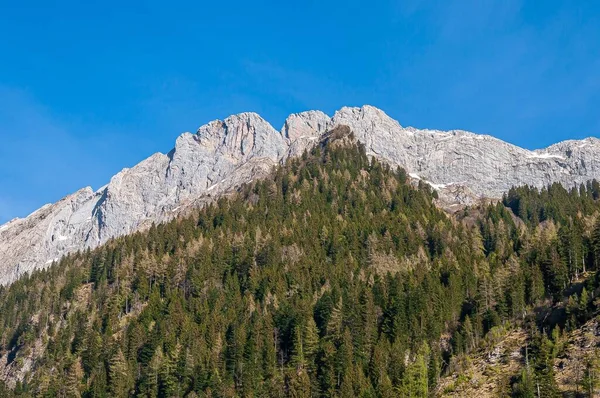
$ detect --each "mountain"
[1,133,599,396]
[1,105,599,285]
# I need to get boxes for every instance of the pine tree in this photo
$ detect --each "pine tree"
[401,342,429,397]
[65,359,83,398]
[303,315,320,373]
[339,371,355,398]
[159,349,177,398]
[146,346,163,398]
[35,370,51,398]
[287,367,311,398]
[533,334,559,397]
[319,340,338,396]
[81,328,101,377]
[358,288,377,364]
[108,348,131,396]
[463,315,475,352]
[581,348,600,397]
[369,338,390,392]
[326,298,343,341]
[291,324,306,369]
[592,219,600,270]
[180,347,195,393]
[512,369,535,397]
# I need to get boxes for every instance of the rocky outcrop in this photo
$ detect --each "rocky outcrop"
[0,105,598,285]
[332,106,600,201]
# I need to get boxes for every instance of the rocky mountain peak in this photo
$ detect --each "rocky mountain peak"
[333,105,403,132]
[282,110,330,141]
[194,112,285,160]
[0,105,599,285]
[334,105,401,125]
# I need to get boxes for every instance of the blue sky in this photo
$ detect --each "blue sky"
[1,0,599,224]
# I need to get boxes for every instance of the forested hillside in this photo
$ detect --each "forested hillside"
[1,128,600,397]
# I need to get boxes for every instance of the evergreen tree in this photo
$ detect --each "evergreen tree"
[65,359,83,398]
[401,342,429,397]
[581,349,600,397]
[108,348,131,396]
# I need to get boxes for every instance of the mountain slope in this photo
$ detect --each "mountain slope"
[0,132,599,396]
[436,289,600,398]
[1,105,599,285]
[0,134,455,395]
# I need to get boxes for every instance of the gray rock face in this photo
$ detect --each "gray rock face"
[332,106,600,201]
[0,105,598,285]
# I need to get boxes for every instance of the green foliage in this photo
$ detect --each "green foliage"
[0,136,599,396]
[581,348,600,397]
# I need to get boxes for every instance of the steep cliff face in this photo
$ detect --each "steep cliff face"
[332,106,600,200]
[0,105,598,285]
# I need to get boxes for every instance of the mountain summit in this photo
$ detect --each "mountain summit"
[0,105,599,285]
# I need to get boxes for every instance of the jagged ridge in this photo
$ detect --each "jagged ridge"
[0,105,599,285]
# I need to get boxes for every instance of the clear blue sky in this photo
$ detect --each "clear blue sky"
[1,0,599,224]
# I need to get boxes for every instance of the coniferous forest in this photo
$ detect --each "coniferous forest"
[1,129,600,397]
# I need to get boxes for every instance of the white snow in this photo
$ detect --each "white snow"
[45,258,59,265]
[528,152,565,160]
[57,236,69,242]
[95,184,109,193]
[207,183,219,191]
[298,135,319,141]
[408,172,449,190]
[427,181,449,190]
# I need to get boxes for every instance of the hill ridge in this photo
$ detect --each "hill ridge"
[1,105,599,285]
